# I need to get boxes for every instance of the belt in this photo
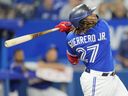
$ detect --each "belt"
[85,68,115,76]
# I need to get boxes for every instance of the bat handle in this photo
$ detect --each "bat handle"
[50,28,60,32]
[32,28,60,38]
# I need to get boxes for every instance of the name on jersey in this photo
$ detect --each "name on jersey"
[68,32,107,48]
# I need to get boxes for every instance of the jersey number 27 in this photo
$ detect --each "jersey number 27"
[76,44,99,63]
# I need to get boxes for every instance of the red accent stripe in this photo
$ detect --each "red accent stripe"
[67,51,79,65]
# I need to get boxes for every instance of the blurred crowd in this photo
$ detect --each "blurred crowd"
[9,45,68,96]
[0,0,128,20]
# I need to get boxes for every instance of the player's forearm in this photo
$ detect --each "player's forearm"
[67,53,79,65]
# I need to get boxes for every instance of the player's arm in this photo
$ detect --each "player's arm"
[66,37,79,65]
[67,50,79,65]
[55,21,79,64]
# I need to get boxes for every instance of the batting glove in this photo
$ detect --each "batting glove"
[55,21,72,32]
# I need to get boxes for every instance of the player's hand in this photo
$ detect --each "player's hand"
[55,21,72,32]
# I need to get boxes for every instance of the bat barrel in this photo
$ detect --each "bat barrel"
[5,35,33,47]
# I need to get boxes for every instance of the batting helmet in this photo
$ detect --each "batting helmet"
[69,4,96,28]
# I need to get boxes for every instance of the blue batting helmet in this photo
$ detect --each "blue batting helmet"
[69,4,96,28]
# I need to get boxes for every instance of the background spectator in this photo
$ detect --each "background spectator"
[0,7,5,19]
[59,0,83,20]
[0,0,17,19]
[14,3,35,20]
[98,3,112,20]
[10,49,28,96]
[6,8,16,19]
[83,0,103,8]
[112,1,127,19]
[11,49,27,74]
[117,32,128,69]
[35,0,62,20]
[28,44,67,96]
[124,0,128,10]
[0,0,12,6]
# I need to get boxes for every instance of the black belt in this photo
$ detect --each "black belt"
[85,68,115,76]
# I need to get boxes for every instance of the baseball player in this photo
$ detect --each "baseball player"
[55,4,128,96]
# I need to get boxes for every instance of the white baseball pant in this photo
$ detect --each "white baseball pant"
[80,71,128,96]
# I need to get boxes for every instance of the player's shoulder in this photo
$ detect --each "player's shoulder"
[66,31,76,40]
[97,19,109,28]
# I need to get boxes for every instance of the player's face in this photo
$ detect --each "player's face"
[80,14,98,30]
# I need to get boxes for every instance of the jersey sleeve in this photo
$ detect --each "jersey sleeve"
[66,44,79,64]
[66,33,79,64]
[99,19,110,32]
[66,33,77,56]
[66,44,77,56]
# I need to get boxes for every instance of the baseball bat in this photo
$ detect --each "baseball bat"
[5,28,59,48]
